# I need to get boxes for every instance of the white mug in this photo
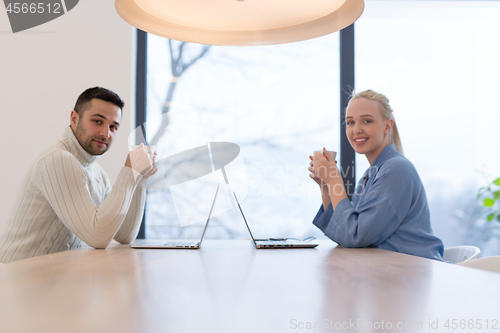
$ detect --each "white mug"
[313,150,337,161]
[130,145,156,159]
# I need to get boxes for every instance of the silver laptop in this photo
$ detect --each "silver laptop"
[233,192,319,249]
[131,185,219,249]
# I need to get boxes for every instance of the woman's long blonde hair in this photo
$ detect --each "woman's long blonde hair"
[348,89,404,155]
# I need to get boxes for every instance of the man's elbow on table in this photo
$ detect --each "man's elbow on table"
[113,236,136,245]
[113,228,140,245]
[86,238,113,249]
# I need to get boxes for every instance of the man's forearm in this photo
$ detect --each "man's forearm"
[36,154,143,249]
[114,178,148,243]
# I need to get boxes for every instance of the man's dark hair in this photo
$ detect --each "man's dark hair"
[74,87,125,115]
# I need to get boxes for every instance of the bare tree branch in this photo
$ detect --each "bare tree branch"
[149,41,211,146]
[183,45,211,71]
[168,39,175,75]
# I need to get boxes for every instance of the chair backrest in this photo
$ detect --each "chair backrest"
[457,256,500,274]
[443,245,480,264]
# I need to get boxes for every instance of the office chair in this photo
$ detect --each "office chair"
[443,245,480,264]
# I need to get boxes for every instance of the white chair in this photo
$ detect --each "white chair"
[457,256,500,274]
[443,245,480,264]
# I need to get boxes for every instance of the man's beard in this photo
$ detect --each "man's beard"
[74,121,110,156]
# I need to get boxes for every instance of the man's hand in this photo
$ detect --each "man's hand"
[125,143,154,176]
[142,152,158,179]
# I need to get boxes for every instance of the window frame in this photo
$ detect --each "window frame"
[135,26,357,238]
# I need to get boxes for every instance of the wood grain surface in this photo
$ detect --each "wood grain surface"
[1,240,499,333]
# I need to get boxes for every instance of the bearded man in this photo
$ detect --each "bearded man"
[0,87,157,262]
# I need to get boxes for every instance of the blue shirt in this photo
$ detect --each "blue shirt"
[313,144,444,261]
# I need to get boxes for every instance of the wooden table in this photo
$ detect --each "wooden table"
[1,240,499,333]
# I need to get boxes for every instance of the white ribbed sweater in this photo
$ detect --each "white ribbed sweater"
[0,126,146,263]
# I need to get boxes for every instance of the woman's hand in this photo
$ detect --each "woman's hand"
[311,148,348,209]
[308,155,327,189]
[311,148,341,186]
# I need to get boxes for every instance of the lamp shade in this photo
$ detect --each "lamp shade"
[115,0,365,46]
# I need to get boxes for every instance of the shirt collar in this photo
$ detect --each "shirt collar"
[372,144,398,167]
[60,125,100,167]
[364,144,399,179]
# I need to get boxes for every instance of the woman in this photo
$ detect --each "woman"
[309,90,443,260]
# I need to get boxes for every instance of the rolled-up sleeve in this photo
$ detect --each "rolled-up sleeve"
[312,204,333,233]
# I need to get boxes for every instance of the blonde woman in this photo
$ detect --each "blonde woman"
[309,90,443,260]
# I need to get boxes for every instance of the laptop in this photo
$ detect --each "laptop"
[233,192,319,249]
[131,185,219,249]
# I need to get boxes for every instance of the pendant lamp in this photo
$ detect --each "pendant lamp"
[115,0,365,46]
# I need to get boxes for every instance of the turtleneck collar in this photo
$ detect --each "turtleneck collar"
[60,126,100,167]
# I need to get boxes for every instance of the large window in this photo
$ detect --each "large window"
[356,1,500,255]
[140,1,500,256]
[145,34,340,240]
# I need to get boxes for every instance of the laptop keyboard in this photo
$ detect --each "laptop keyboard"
[164,242,197,246]
[260,240,290,245]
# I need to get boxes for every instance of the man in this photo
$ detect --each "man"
[0,87,157,262]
